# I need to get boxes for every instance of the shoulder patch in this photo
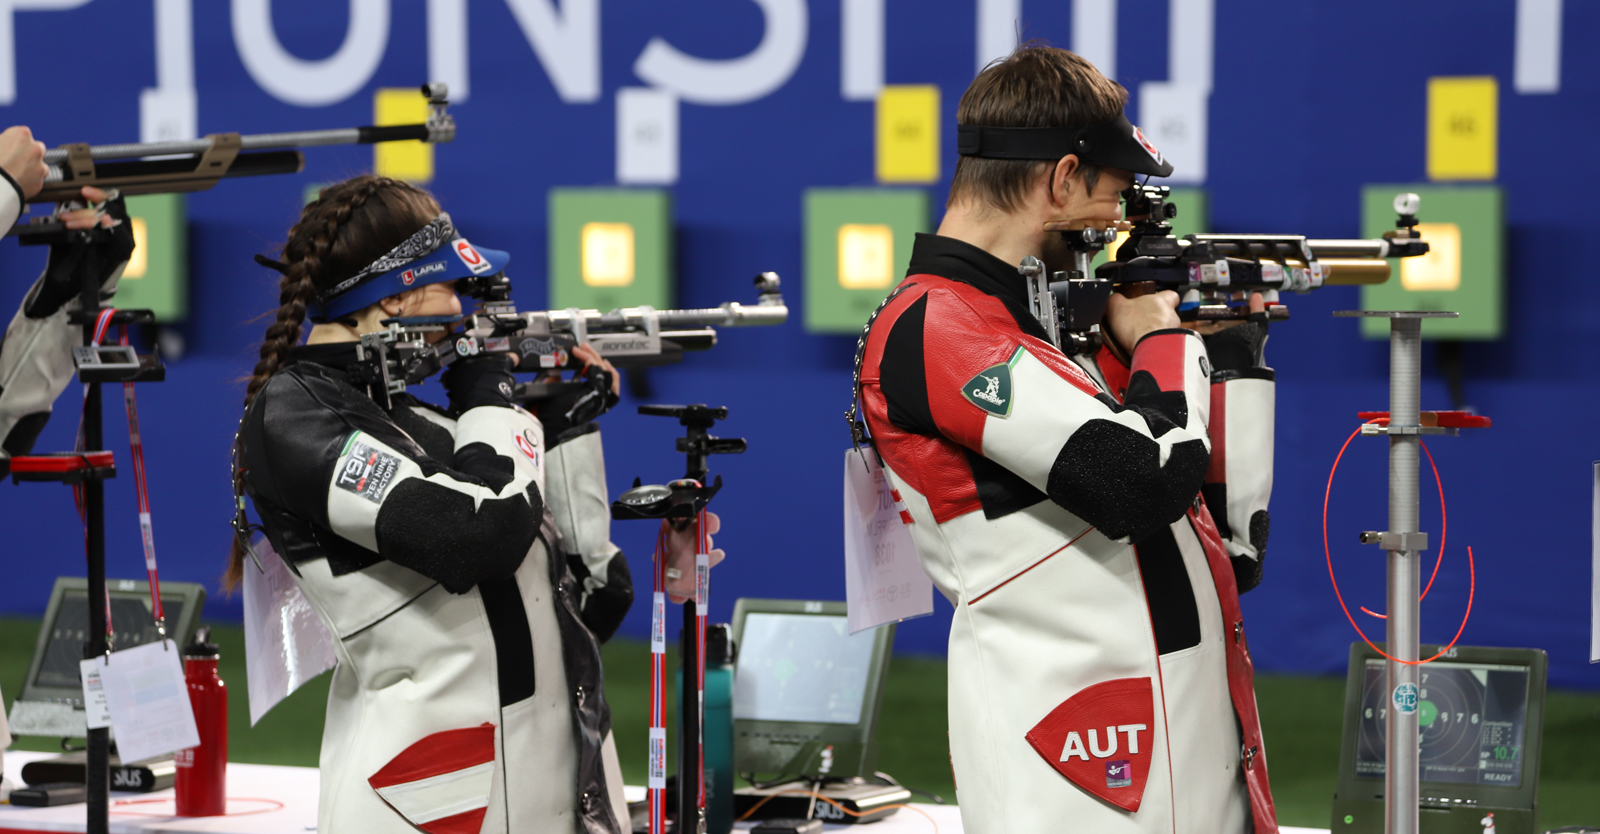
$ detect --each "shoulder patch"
[962,346,1024,417]
[334,435,401,503]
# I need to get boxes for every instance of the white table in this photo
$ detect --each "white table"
[3,752,1332,833]
[0,752,317,833]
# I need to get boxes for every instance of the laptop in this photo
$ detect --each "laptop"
[730,599,896,780]
[7,576,205,738]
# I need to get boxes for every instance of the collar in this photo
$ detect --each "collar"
[904,233,1051,343]
[286,341,363,373]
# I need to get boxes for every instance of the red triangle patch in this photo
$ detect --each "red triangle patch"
[1024,677,1155,811]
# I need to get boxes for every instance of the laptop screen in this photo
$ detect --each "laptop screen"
[733,611,877,725]
[1352,658,1531,788]
[32,590,188,690]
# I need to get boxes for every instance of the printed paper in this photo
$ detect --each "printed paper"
[843,450,934,634]
[96,641,200,764]
[78,659,111,730]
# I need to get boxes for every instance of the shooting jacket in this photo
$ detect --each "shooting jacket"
[858,234,1277,834]
[239,345,634,834]
[0,172,125,479]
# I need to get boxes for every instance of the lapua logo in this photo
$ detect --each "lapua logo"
[1024,677,1155,811]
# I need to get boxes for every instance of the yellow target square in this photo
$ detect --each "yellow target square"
[1427,77,1497,182]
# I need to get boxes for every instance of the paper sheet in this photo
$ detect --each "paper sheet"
[1591,462,1598,664]
[843,450,933,634]
[96,641,199,764]
[243,538,337,726]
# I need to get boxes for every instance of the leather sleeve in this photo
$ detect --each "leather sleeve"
[544,423,632,641]
[242,365,547,593]
[876,285,1213,543]
[1202,367,1275,593]
[0,268,123,477]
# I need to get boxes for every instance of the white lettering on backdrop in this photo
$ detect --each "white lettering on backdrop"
[232,0,390,107]
[841,0,883,101]
[140,0,196,141]
[502,0,600,102]
[974,0,1017,75]
[428,0,469,102]
[634,0,808,105]
[0,0,92,105]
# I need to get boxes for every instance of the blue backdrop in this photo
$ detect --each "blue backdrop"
[2,0,1597,690]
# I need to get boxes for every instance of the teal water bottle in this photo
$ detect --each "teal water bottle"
[677,623,736,834]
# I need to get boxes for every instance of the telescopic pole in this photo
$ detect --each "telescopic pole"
[1385,315,1422,834]
[1334,309,1457,834]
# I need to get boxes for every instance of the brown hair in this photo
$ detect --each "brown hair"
[225,174,440,591]
[948,43,1128,214]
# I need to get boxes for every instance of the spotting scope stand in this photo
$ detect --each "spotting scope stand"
[612,404,746,834]
[1333,193,1489,834]
[5,223,165,834]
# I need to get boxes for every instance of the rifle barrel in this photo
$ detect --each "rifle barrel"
[41,122,451,165]
[548,301,788,331]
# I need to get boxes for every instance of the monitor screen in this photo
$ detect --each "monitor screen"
[32,589,187,690]
[733,612,877,725]
[1353,658,1530,788]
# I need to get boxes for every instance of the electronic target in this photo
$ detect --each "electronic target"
[1353,658,1530,787]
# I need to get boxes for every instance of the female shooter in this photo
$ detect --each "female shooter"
[229,174,718,834]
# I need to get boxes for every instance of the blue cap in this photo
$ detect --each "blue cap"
[306,213,511,322]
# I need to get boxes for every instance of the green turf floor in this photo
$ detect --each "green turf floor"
[4,619,1597,828]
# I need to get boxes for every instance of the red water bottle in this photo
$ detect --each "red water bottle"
[175,626,227,816]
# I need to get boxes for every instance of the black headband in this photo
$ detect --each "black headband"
[956,112,1174,178]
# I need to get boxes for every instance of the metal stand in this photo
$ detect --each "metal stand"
[1335,309,1457,834]
[10,232,162,834]
[78,270,110,834]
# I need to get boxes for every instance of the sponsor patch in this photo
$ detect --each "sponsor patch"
[454,239,492,274]
[335,437,401,503]
[1393,682,1419,715]
[400,269,415,285]
[1132,125,1165,165]
[514,431,539,463]
[961,346,1023,418]
[1025,676,1155,811]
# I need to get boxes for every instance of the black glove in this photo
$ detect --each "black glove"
[441,353,517,413]
[25,196,135,319]
[1202,312,1270,375]
[538,363,619,439]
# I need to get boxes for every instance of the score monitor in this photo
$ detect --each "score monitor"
[1331,643,1547,833]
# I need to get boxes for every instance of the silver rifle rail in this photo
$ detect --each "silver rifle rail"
[40,82,454,185]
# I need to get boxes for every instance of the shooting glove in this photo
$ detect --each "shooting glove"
[1201,311,1269,373]
[24,196,135,319]
[441,353,516,414]
[537,363,619,442]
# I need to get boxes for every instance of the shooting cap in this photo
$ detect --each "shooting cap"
[307,212,510,322]
[956,112,1174,178]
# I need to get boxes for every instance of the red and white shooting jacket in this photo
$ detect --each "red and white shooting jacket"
[858,233,1277,834]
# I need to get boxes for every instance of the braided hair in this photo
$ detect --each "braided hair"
[226,174,440,590]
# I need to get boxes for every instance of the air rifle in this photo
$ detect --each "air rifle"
[1029,186,1431,355]
[8,83,456,244]
[352,271,789,406]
